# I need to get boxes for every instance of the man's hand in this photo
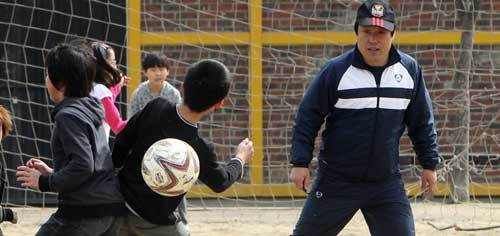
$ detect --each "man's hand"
[235,138,254,164]
[16,166,42,191]
[421,169,437,197]
[290,167,311,193]
[26,158,53,176]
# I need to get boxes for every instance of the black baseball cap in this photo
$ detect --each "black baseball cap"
[355,0,396,32]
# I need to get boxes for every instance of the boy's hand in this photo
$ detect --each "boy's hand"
[16,166,41,191]
[26,158,53,176]
[235,138,254,164]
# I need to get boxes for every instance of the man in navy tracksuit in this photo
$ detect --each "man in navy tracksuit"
[289,1,441,235]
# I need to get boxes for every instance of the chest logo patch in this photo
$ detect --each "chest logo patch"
[395,74,403,82]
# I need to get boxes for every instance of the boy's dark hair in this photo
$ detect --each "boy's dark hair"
[92,42,122,88]
[142,53,170,71]
[0,105,13,140]
[183,59,231,112]
[46,43,95,97]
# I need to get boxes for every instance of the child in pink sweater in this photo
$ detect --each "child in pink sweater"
[90,42,128,139]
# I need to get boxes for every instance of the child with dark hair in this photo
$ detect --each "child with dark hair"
[91,42,128,139]
[127,53,180,119]
[0,105,18,234]
[113,59,254,236]
[16,43,126,236]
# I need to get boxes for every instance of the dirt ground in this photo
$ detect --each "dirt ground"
[3,201,500,235]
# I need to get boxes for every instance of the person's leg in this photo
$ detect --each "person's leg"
[102,216,124,236]
[36,214,64,236]
[175,197,189,231]
[118,212,139,236]
[36,213,116,236]
[73,216,116,236]
[361,178,415,236]
[292,180,362,236]
[122,211,189,236]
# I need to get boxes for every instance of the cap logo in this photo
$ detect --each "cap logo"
[371,4,385,18]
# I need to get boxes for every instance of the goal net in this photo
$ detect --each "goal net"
[0,0,499,235]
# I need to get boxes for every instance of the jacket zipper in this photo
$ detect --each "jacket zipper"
[365,70,381,181]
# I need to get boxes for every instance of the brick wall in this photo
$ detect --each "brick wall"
[142,1,500,32]
[141,1,500,184]
[142,0,248,32]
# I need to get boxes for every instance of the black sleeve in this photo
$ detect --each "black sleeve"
[290,61,335,167]
[404,65,441,170]
[195,139,243,193]
[41,114,94,193]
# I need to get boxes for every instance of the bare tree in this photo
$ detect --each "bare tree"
[449,0,481,203]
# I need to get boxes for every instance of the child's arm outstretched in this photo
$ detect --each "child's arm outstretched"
[197,138,254,193]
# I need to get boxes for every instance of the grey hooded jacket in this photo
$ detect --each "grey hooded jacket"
[39,97,126,217]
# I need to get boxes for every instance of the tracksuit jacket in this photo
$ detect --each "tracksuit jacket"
[291,46,440,182]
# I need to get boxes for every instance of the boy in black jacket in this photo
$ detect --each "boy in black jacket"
[113,59,254,236]
[16,43,126,236]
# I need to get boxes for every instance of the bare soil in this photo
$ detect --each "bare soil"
[4,202,500,235]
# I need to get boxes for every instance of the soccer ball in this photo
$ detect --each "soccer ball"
[141,138,200,196]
